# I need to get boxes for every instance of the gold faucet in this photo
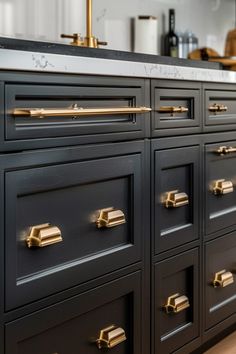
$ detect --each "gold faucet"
[61,0,107,48]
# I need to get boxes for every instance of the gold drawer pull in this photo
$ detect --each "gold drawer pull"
[216,146,236,155]
[213,270,234,288]
[209,103,228,113]
[13,105,152,118]
[164,293,190,314]
[164,190,189,208]
[96,325,126,349]
[213,179,234,195]
[26,223,62,248]
[96,208,126,229]
[158,106,189,115]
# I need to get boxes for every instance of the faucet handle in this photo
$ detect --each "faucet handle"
[61,33,85,46]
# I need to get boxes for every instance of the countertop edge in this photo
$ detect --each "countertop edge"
[1,48,236,83]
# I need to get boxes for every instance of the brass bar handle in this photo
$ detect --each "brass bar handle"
[216,146,236,155]
[158,106,189,114]
[13,105,152,118]
[213,270,234,288]
[96,325,126,349]
[213,179,234,195]
[96,208,126,229]
[164,293,190,314]
[209,103,228,113]
[164,190,189,208]
[26,223,62,248]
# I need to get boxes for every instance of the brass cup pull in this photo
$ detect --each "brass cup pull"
[13,105,152,118]
[26,223,62,248]
[164,190,189,208]
[158,106,189,115]
[164,293,190,314]
[216,146,236,155]
[213,179,234,195]
[96,208,126,229]
[213,270,234,288]
[96,325,126,349]
[209,103,228,113]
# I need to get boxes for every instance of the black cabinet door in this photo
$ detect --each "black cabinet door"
[153,144,200,254]
[205,232,236,330]
[154,248,200,354]
[5,271,142,354]
[151,80,201,136]
[3,142,144,310]
[204,84,236,132]
[205,140,236,236]
[2,74,150,151]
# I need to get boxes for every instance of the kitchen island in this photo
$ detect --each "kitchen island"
[1,37,236,354]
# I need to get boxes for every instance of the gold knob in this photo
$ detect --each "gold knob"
[213,270,234,288]
[96,325,126,349]
[158,106,189,115]
[213,179,234,195]
[96,208,126,228]
[216,146,236,155]
[164,190,189,208]
[164,293,190,314]
[209,104,228,113]
[26,223,62,248]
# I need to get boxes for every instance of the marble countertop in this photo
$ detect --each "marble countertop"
[0,37,236,83]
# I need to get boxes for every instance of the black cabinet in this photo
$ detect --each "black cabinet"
[1,69,236,354]
[5,271,142,354]
[3,142,144,310]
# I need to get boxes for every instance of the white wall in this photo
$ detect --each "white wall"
[0,0,234,55]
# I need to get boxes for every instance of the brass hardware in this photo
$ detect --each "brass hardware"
[96,325,126,349]
[96,208,126,229]
[26,223,62,248]
[158,106,189,115]
[213,179,234,195]
[164,190,189,208]
[216,146,236,155]
[61,0,107,48]
[209,103,228,113]
[213,270,234,288]
[13,105,152,118]
[164,293,190,314]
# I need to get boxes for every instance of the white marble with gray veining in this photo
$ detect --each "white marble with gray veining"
[1,48,236,83]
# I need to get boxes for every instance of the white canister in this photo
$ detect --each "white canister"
[134,16,158,55]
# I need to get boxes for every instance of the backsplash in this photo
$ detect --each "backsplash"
[0,0,234,55]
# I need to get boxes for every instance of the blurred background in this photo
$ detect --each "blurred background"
[0,0,234,56]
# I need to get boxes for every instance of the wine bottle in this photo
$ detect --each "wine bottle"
[165,9,179,57]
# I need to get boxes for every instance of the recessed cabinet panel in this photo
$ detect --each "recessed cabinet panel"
[4,77,149,149]
[205,141,236,236]
[5,150,143,310]
[5,272,142,354]
[154,248,199,354]
[205,232,236,330]
[151,80,201,136]
[154,145,199,254]
[204,87,236,131]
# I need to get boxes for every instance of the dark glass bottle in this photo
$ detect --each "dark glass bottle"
[165,9,179,57]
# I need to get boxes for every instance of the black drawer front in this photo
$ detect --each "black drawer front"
[205,140,236,236]
[151,80,200,136]
[153,145,199,254]
[204,86,236,131]
[5,147,143,310]
[4,77,149,149]
[154,248,199,354]
[5,271,142,354]
[205,232,236,330]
